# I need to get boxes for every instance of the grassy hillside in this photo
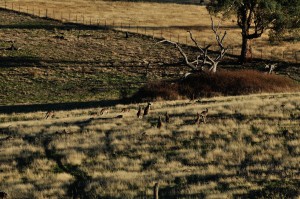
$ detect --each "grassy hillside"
[0,92,299,198]
[1,0,299,62]
[0,9,194,105]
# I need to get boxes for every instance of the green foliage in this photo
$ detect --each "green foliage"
[207,0,300,61]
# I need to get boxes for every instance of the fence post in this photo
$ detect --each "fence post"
[18,4,20,12]
[4,1,6,9]
[160,29,162,39]
[33,7,34,15]
[46,9,48,18]
[11,2,13,10]
[61,12,63,20]
[177,34,179,43]
[39,9,40,17]
[153,183,159,199]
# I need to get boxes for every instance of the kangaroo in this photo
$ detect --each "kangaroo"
[0,136,13,142]
[157,116,163,129]
[143,102,152,117]
[200,108,208,123]
[137,106,142,118]
[165,112,170,123]
[121,108,130,113]
[100,108,109,115]
[194,112,200,124]
[45,111,55,119]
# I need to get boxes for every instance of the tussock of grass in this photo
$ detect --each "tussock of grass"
[132,70,300,101]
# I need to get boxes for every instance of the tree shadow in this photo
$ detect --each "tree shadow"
[0,99,127,114]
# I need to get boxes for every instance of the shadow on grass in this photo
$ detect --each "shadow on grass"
[0,99,128,114]
[0,8,106,31]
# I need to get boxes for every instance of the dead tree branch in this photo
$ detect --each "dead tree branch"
[157,17,227,73]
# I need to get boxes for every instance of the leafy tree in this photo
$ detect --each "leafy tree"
[207,0,300,63]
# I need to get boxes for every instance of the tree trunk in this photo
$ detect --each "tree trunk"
[240,34,253,64]
[240,34,248,64]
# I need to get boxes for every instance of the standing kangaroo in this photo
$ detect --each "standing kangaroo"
[165,112,170,123]
[137,106,142,118]
[195,112,200,124]
[157,116,163,129]
[143,102,152,117]
[200,108,208,123]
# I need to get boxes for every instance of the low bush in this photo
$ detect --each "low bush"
[131,70,299,101]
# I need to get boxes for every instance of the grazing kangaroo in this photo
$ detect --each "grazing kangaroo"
[143,102,152,117]
[121,108,130,113]
[195,112,200,124]
[100,108,109,115]
[157,116,163,129]
[0,136,13,142]
[45,111,54,119]
[0,191,8,199]
[200,108,208,123]
[137,106,142,118]
[165,112,170,123]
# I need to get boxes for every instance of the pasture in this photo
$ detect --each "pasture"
[1,0,300,62]
[0,2,300,199]
[0,92,300,198]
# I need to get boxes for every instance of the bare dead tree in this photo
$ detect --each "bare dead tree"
[265,63,277,74]
[157,17,227,73]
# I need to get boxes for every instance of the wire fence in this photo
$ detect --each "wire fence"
[0,1,299,63]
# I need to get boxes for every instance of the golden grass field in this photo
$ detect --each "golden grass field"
[0,92,299,198]
[1,0,299,62]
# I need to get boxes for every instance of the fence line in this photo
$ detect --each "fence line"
[0,2,299,63]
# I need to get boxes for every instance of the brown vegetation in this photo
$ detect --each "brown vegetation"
[132,70,300,101]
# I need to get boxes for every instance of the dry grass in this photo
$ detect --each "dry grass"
[0,92,300,198]
[1,0,299,62]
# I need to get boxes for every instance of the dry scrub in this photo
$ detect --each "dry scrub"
[0,92,300,198]
[133,70,300,101]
